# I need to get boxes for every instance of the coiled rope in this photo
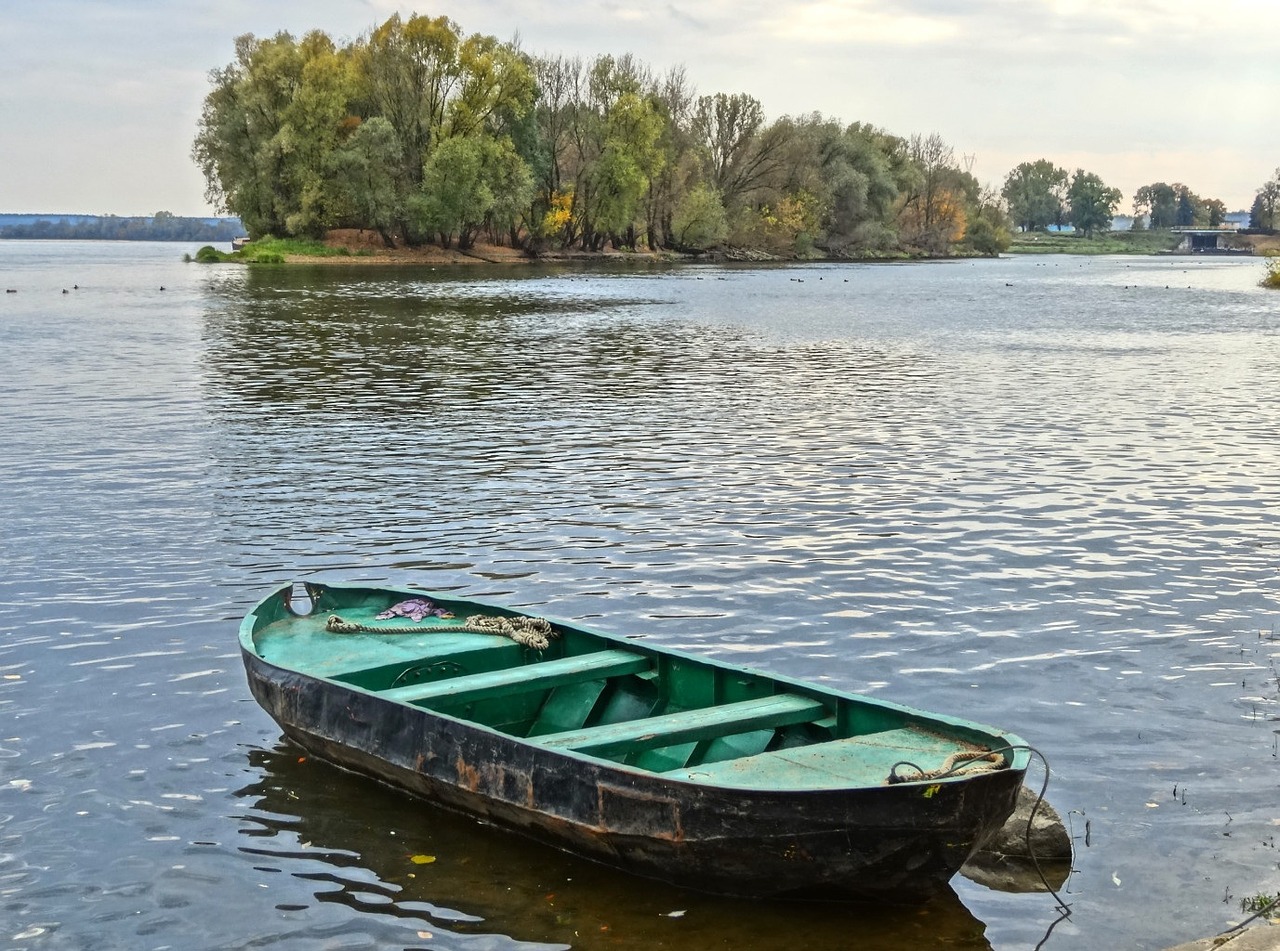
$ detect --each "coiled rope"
[886,749,1007,783]
[324,613,556,650]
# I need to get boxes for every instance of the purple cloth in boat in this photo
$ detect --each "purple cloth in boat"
[375,598,453,621]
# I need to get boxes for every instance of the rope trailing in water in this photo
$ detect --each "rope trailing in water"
[325,613,556,650]
[886,749,1007,784]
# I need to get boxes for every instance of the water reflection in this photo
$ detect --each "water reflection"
[237,743,994,951]
[4,242,1280,950]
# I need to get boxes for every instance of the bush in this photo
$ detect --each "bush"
[965,217,1011,256]
[194,244,230,262]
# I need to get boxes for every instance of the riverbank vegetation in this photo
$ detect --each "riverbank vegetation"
[192,14,1015,260]
[185,236,362,263]
[194,12,1262,263]
[1007,230,1181,255]
[1262,257,1280,288]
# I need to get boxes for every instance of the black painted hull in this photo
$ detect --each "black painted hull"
[243,651,1025,900]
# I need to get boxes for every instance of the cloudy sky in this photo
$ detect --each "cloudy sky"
[2,0,1275,217]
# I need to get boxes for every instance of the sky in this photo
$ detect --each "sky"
[1,0,1276,217]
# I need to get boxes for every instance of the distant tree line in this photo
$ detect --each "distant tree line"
[1000,161,1238,237]
[192,12,1239,259]
[0,212,244,242]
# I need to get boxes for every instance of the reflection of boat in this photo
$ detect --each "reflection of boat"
[238,743,996,951]
[240,581,1030,901]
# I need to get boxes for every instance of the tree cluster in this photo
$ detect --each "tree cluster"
[1000,160,1243,237]
[1132,182,1226,229]
[193,13,1012,257]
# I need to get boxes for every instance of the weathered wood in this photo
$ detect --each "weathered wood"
[537,694,828,756]
[379,649,651,706]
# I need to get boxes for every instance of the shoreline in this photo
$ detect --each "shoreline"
[277,230,1280,266]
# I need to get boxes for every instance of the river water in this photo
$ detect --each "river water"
[1,240,1277,950]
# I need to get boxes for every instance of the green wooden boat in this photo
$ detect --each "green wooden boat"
[240,581,1031,900]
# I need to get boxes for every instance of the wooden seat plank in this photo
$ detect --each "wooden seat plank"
[537,694,828,757]
[378,649,651,706]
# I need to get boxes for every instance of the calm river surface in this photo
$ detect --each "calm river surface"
[1,240,1278,950]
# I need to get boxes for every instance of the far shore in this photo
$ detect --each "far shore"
[242,227,1280,267]
[280,229,693,267]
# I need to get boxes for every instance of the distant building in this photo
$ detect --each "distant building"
[1169,229,1251,253]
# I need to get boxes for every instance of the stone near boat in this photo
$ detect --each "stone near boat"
[961,785,1072,892]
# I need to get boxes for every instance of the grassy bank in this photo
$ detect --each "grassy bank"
[186,236,366,264]
[1007,230,1182,254]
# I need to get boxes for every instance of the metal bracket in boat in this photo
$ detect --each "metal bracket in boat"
[281,581,322,616]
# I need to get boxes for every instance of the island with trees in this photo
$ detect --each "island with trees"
[192,12,1276,264]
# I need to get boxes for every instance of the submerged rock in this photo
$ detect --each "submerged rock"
[960,785,1073,892]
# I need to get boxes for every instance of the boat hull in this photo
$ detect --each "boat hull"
[243,648,1025,900]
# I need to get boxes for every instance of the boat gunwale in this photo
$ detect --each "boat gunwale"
[239,580,1032,786]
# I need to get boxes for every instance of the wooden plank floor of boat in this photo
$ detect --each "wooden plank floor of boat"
[252,612,511,676]
[662,727,971,790]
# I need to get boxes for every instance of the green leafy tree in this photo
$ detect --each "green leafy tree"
[1175,187,1197,227]
[359,14,463,191]
[1200,197,1227,228]
[355,14,534,244]
[280,32,360,236]
[963,186,1012,255]
[1001,160,1068,232]
[480,135,536,245]
[409,135,531,249]
[1066,169,1121,237]
[964,216,1009,255]
[1133,182,1178,229]
[670,182,727,250]
[325,116,403,246]
[587,91,666,250]
[1252,170,1280,230]
[818,121,904,254]
[691,93,792,214]
[193,32,304,237]
[411,135,492,247]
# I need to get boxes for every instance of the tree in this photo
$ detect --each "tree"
[359,13,464,192]
[1001,159,1068,232]
[1252,169,1280,230]
[1200,197,1227,228]
[586,91,666,250]
[1133,182,1178,229]
[193,32,307,237]
[326,116,404,246]
[817,121,905,254]
[1066,169,1121,238]
[670,182,727,250]
[691,93,791,213]
[410,134,532,249]
[898,133,972,254]
[280,32,361,236]
[963,185,1012,255]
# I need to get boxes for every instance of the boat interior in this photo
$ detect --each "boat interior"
[249,588,1006,789]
